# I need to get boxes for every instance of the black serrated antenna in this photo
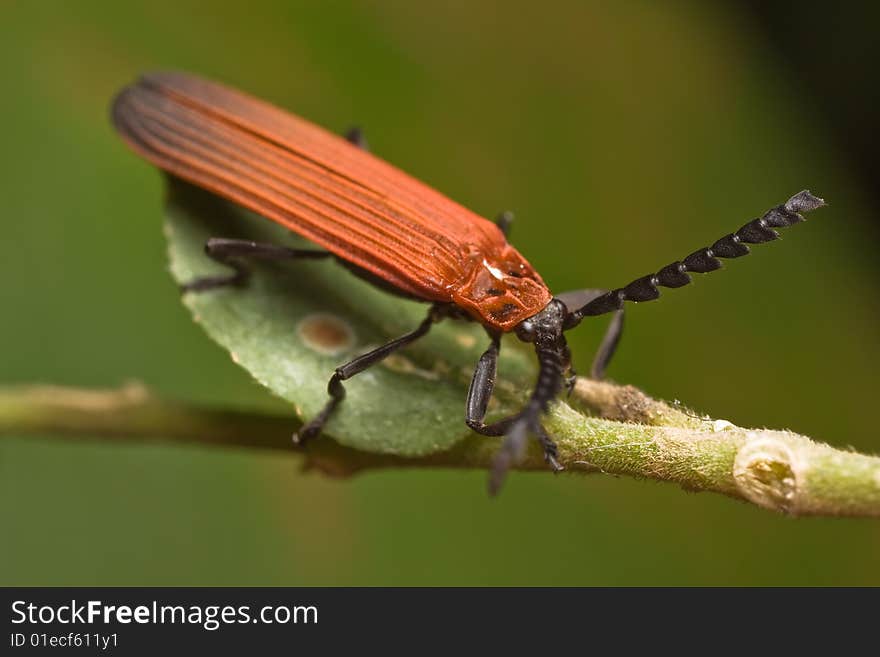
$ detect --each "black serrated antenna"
[564,190,826,326]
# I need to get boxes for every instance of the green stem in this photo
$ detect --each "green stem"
[1,380,878,518]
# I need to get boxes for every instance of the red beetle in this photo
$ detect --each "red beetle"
[112,72,825,493]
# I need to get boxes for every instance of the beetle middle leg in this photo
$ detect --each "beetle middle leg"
[590,306,624,380]
[494,211,514,237]
[180,238,331,292]
[344,126,369,151]
[294,304,444,444]
[556,288,625,380]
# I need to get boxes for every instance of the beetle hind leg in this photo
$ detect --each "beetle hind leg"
[180,237,331,293]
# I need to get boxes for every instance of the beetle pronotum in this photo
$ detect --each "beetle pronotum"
[112,72,825,493]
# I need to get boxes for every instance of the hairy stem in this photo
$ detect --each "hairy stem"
[1,381,878,517]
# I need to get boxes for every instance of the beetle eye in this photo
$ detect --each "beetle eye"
[507,270,522,278]
[515,320,536,342]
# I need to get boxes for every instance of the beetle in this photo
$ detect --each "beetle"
[111,71,825,493]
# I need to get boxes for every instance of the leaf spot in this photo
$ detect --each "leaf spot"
[297,313,355,356]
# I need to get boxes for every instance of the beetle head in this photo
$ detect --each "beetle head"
[514,298,567,346]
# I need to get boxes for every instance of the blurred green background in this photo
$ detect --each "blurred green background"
[2,1,878,585]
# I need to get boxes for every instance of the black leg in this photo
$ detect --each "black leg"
[556,288,625,380]
[494,211,514,238]
[465,333,510,437]
[181,238,330,292]
[486,417,562,494]
[465,334,563,494]
[488,340,569,494]
[561,341,577,395]
[464,332,532,437]
[590,307,624,380]
[344,126,369,151]
[533,424,561,471]
[294,306,442,444]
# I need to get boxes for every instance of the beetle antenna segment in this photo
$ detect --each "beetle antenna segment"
[562,190,826,327]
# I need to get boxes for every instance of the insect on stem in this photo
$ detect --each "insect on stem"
[112,71,827,494]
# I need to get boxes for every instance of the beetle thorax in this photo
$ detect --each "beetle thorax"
[452,242,552,331]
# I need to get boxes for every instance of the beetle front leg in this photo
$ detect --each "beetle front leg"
[487,410,562,495]
[465,333,508,436]
[463,333,538,438]
[294,306,441,444]
[465,335,562,492]
[181,238,331,292]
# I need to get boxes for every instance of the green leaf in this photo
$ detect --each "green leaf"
[164,178,537,456]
